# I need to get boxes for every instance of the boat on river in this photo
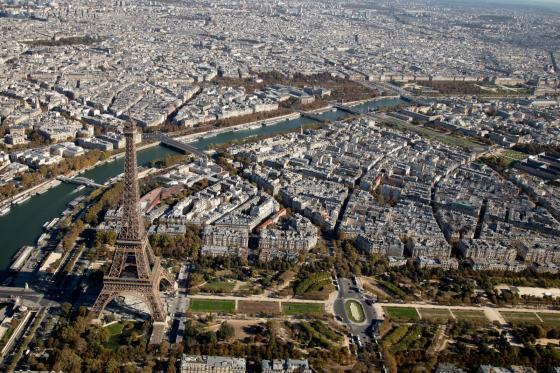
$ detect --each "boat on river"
[13,195,31,205]
[0,206,10,216]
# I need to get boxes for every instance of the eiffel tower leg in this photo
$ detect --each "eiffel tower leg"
[144,291,166,322]
[158,269,176,290]
[91,289,119,316]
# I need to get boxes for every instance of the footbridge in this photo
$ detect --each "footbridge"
[58,176,104,188]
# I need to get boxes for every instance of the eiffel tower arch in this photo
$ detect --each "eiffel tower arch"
[92,120,175,331]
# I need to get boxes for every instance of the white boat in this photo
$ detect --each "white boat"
[0,206,10,216]
[37,233,49,245]
[14,195,31,205]
[9,246,34,272]
[44,217,59,230]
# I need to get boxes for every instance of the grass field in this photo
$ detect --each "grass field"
[201,280,235,293]
[189,299,236,313]
[392,325,429,353]
[380,116,486,152]
[377,280,407,299]
[105,322,124,335]
[538,313,560,327]
[345,300,366,323]
[502,311,542,325]
[104,322,125,350]
[238,300,280,315]
[452,309,488,323]
[383,306,420,321]
[498,149,527,166]
[294,272,334,300]
[409,80,531,97]
[282,302,324,316]
[384,325,410,344]
[418,308,453,322]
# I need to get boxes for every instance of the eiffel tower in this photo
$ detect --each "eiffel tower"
[92,120,173,328]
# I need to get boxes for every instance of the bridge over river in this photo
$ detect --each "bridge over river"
[57,176,104,188]
[159,135,207,157]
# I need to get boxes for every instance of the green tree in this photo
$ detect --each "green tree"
[218,322,235,341]
[105,357,119,373]
[61,302,72,317]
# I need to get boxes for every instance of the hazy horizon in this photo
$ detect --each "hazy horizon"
[435,0,560,11]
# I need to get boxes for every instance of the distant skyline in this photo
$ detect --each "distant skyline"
[436,0,560,11]
[492,0,560,11]
[444,0,560,3]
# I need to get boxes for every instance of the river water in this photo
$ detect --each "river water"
[0,98,403,269]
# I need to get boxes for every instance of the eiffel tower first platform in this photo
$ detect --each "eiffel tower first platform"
[91,120,174,343]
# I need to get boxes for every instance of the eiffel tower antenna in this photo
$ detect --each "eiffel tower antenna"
[92,119,174,343]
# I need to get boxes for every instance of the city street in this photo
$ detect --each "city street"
[333,277,379,342]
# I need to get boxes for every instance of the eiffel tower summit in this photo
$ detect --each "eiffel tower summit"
[92,120,174,342]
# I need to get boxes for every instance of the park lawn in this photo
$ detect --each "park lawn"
[538,313,560,327]
[104,322,125,350]
[201,280,235,293]
[383,306,420,321]
[496,149,527,166]
[418,308,453,322]
[501,149,527,161]
[189,299,236,313]
[377,280,407,299]
[214,269,234,277]
[105,322,125,335]
[282,302,324,316]
[0,321,20,350]
[345,300,366,323]
[392,325,428,353]
[380,116,486,152]
[452,309,488,323]
[384,325,410,345]
[502,311,541,325]
[294,272,333,299]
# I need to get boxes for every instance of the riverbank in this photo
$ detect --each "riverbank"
[0,95,401,211]
[175,95,403,144]
[0,145,178,270]
[174,94,403,142]
[175,112,301,142]
[0,96,407,270]
[0,141,163,211]
[0,178,62,211]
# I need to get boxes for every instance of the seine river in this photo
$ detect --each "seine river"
[0,98,403,269]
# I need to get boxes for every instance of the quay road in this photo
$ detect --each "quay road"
[0,286,44,305]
